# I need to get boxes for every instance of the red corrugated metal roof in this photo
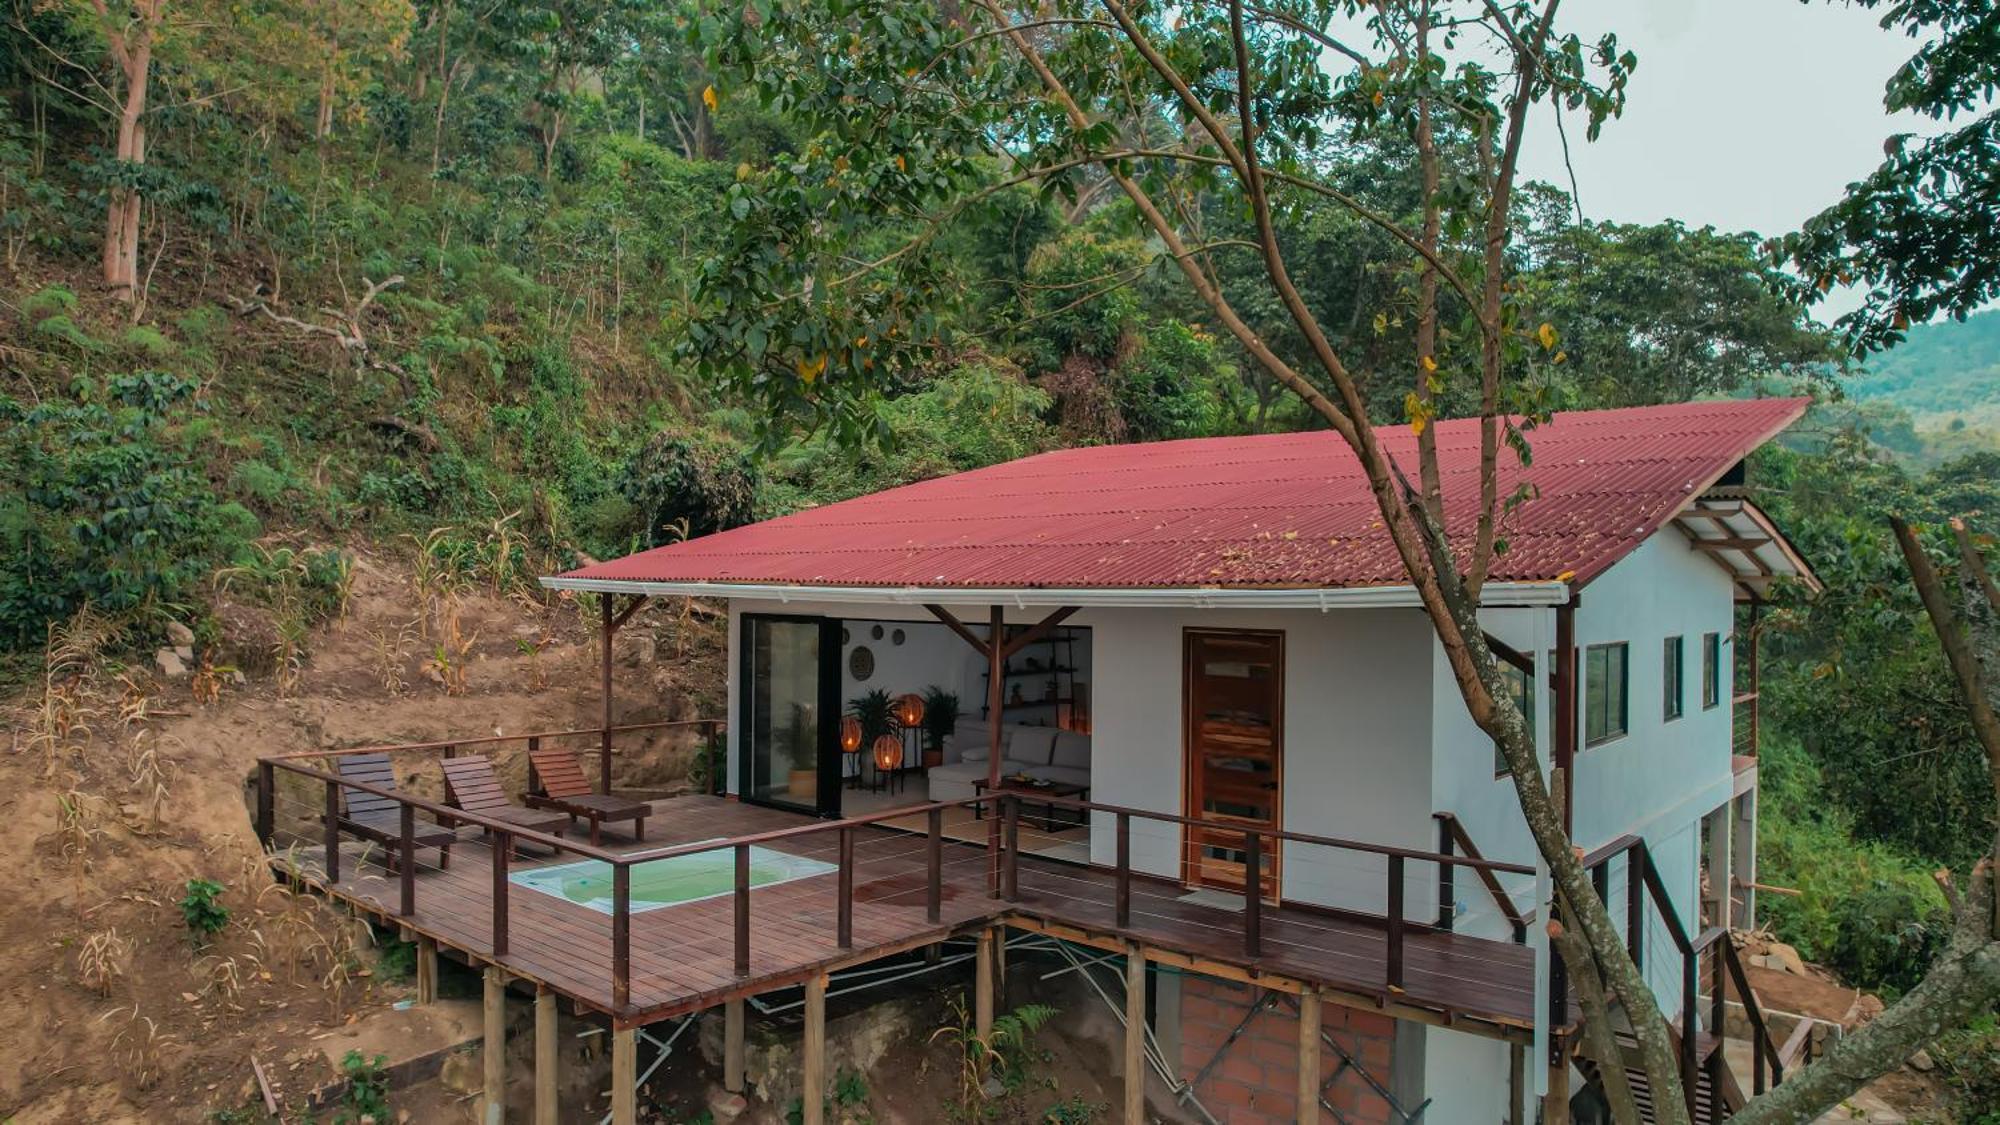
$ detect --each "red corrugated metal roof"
[560,398,1809,592]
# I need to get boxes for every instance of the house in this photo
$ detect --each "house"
[545,396,1817,1122]
[259,397,1817,1125]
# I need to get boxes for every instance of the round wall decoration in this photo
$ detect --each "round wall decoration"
[849,646,876,681]
[891,628,906,646]
[871,624,885,640]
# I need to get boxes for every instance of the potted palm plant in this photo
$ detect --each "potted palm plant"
[920,686,959,768]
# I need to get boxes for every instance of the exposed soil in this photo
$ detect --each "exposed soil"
[0,548,724,1122]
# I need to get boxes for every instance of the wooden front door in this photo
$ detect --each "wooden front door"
[1183,629,1284,897]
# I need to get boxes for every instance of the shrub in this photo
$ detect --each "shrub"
[616,428,759,548]
[334,1050,390,1123]
[0,373,233,649]
[179,878,229,946]
[1756,738,1948,994]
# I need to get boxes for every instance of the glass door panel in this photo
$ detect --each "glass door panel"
[1183,630,1284,897]
[742,616,835,813]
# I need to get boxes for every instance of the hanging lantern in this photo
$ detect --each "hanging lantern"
[895,692,926,728]
[840,715,863,753]
[872,733,903,773]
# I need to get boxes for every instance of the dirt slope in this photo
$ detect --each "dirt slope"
[0,550,722,1122]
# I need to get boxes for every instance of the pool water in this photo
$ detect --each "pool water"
[510,844,837,915]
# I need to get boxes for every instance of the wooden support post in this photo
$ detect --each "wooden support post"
[483,966,506,1125]
[803,974,828,1125]
[1123,946,1146,1125]
[600,594,615,795]
[256,761,274,845]
[1507,1042,1526,1125]
[986,605,1004,893]
[1544,1053,1571,1125]
[611,1024,636,1125]
[415,936,438,1005]
[1297,988,1321,1123]
[724,997,746,1095]
[534,986,557,1125]
[975,928,996,1043]
[324,777,340,884]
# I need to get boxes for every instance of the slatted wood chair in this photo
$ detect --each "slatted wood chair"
[335,752,456,872]
[439,754,568,856]
[525,747,650,845]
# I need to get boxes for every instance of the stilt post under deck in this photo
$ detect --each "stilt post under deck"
[803,973,828,1125]
[1123,946,1146,1124]
[483,966,506,1125]
[611,1025,637,1125]
[724,997,746,1094]
[534,986,557,1125]
[975,927,996,1043]
[1544,1051,1571,1125]
[1297,988,1321,1122]
[415,936,438,1005]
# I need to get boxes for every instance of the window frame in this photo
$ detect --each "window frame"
[1663,635,1685,722]
[1702,631,1722,710]
[1492,660,1536,778]
[1583,641,1630,748]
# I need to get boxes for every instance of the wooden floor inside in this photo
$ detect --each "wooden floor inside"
[280,796,1547,1035]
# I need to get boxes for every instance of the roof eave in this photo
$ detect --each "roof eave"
[537,576,1575,611]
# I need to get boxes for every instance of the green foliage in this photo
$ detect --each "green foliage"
[1043,1095,1105,1124]
[758,363,1054,513]
[848,689,897,746]
[1780,0,2000,353]
[334,1050,391,1124]
[0,373,240,649]
[1019,230,1144,370]
[1755,437,2000,872]
[920,687,960,757]
[1756,738,1948,995]
[1517,205,1839,406]
[616,429,760,549]
[179,879,230,946]
[1931,1015,2000,1124]
[1845,308,2000,433]
[1112,321,1236,442]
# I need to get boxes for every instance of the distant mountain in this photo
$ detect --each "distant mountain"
[1846,309,2000,426]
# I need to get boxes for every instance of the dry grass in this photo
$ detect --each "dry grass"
[75,927,131,997]
[98,1005,176,1090]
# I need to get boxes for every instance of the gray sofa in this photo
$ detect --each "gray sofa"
[927,719,1091,801]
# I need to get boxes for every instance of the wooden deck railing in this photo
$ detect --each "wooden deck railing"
[988,793,1534,993]
[1579,833,1799,1118]
[261,735,1536,1019]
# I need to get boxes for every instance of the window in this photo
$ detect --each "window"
[1663,636,1684,721]
[1584,642,1628,746]
[1492,661,1536,777]
[1702,632,1722,710]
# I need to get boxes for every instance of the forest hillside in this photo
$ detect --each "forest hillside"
[2,2,1997,1121]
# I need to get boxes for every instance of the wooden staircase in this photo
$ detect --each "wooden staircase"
[1566,837,1811,1122]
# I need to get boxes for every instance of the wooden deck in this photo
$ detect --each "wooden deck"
[280,795,1550,1037]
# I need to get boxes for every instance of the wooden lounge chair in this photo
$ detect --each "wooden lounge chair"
[335,752,455,872]
[440,754,569,853]
[525,747,649,845]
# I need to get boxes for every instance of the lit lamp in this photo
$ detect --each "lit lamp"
[872,733,903,794]
[895,693,925,727]
[840,715,864,789]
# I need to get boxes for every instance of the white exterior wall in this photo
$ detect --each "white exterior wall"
[1084,605,1437,918]
[720,525,1738,1118]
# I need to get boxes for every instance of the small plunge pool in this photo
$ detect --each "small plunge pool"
[510,844,837,915]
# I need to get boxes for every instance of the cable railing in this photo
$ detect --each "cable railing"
[259,732,1539,1022]
[1578,833,1800,1119]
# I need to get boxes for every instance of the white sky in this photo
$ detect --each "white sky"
[1512,0,1933,316]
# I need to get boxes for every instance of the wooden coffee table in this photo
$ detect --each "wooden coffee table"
[972,776,1088,832]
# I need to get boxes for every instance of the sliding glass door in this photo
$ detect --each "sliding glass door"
[739,615,840,815]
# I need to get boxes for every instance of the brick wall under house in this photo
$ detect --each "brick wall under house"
[1176,972,1400,1124]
